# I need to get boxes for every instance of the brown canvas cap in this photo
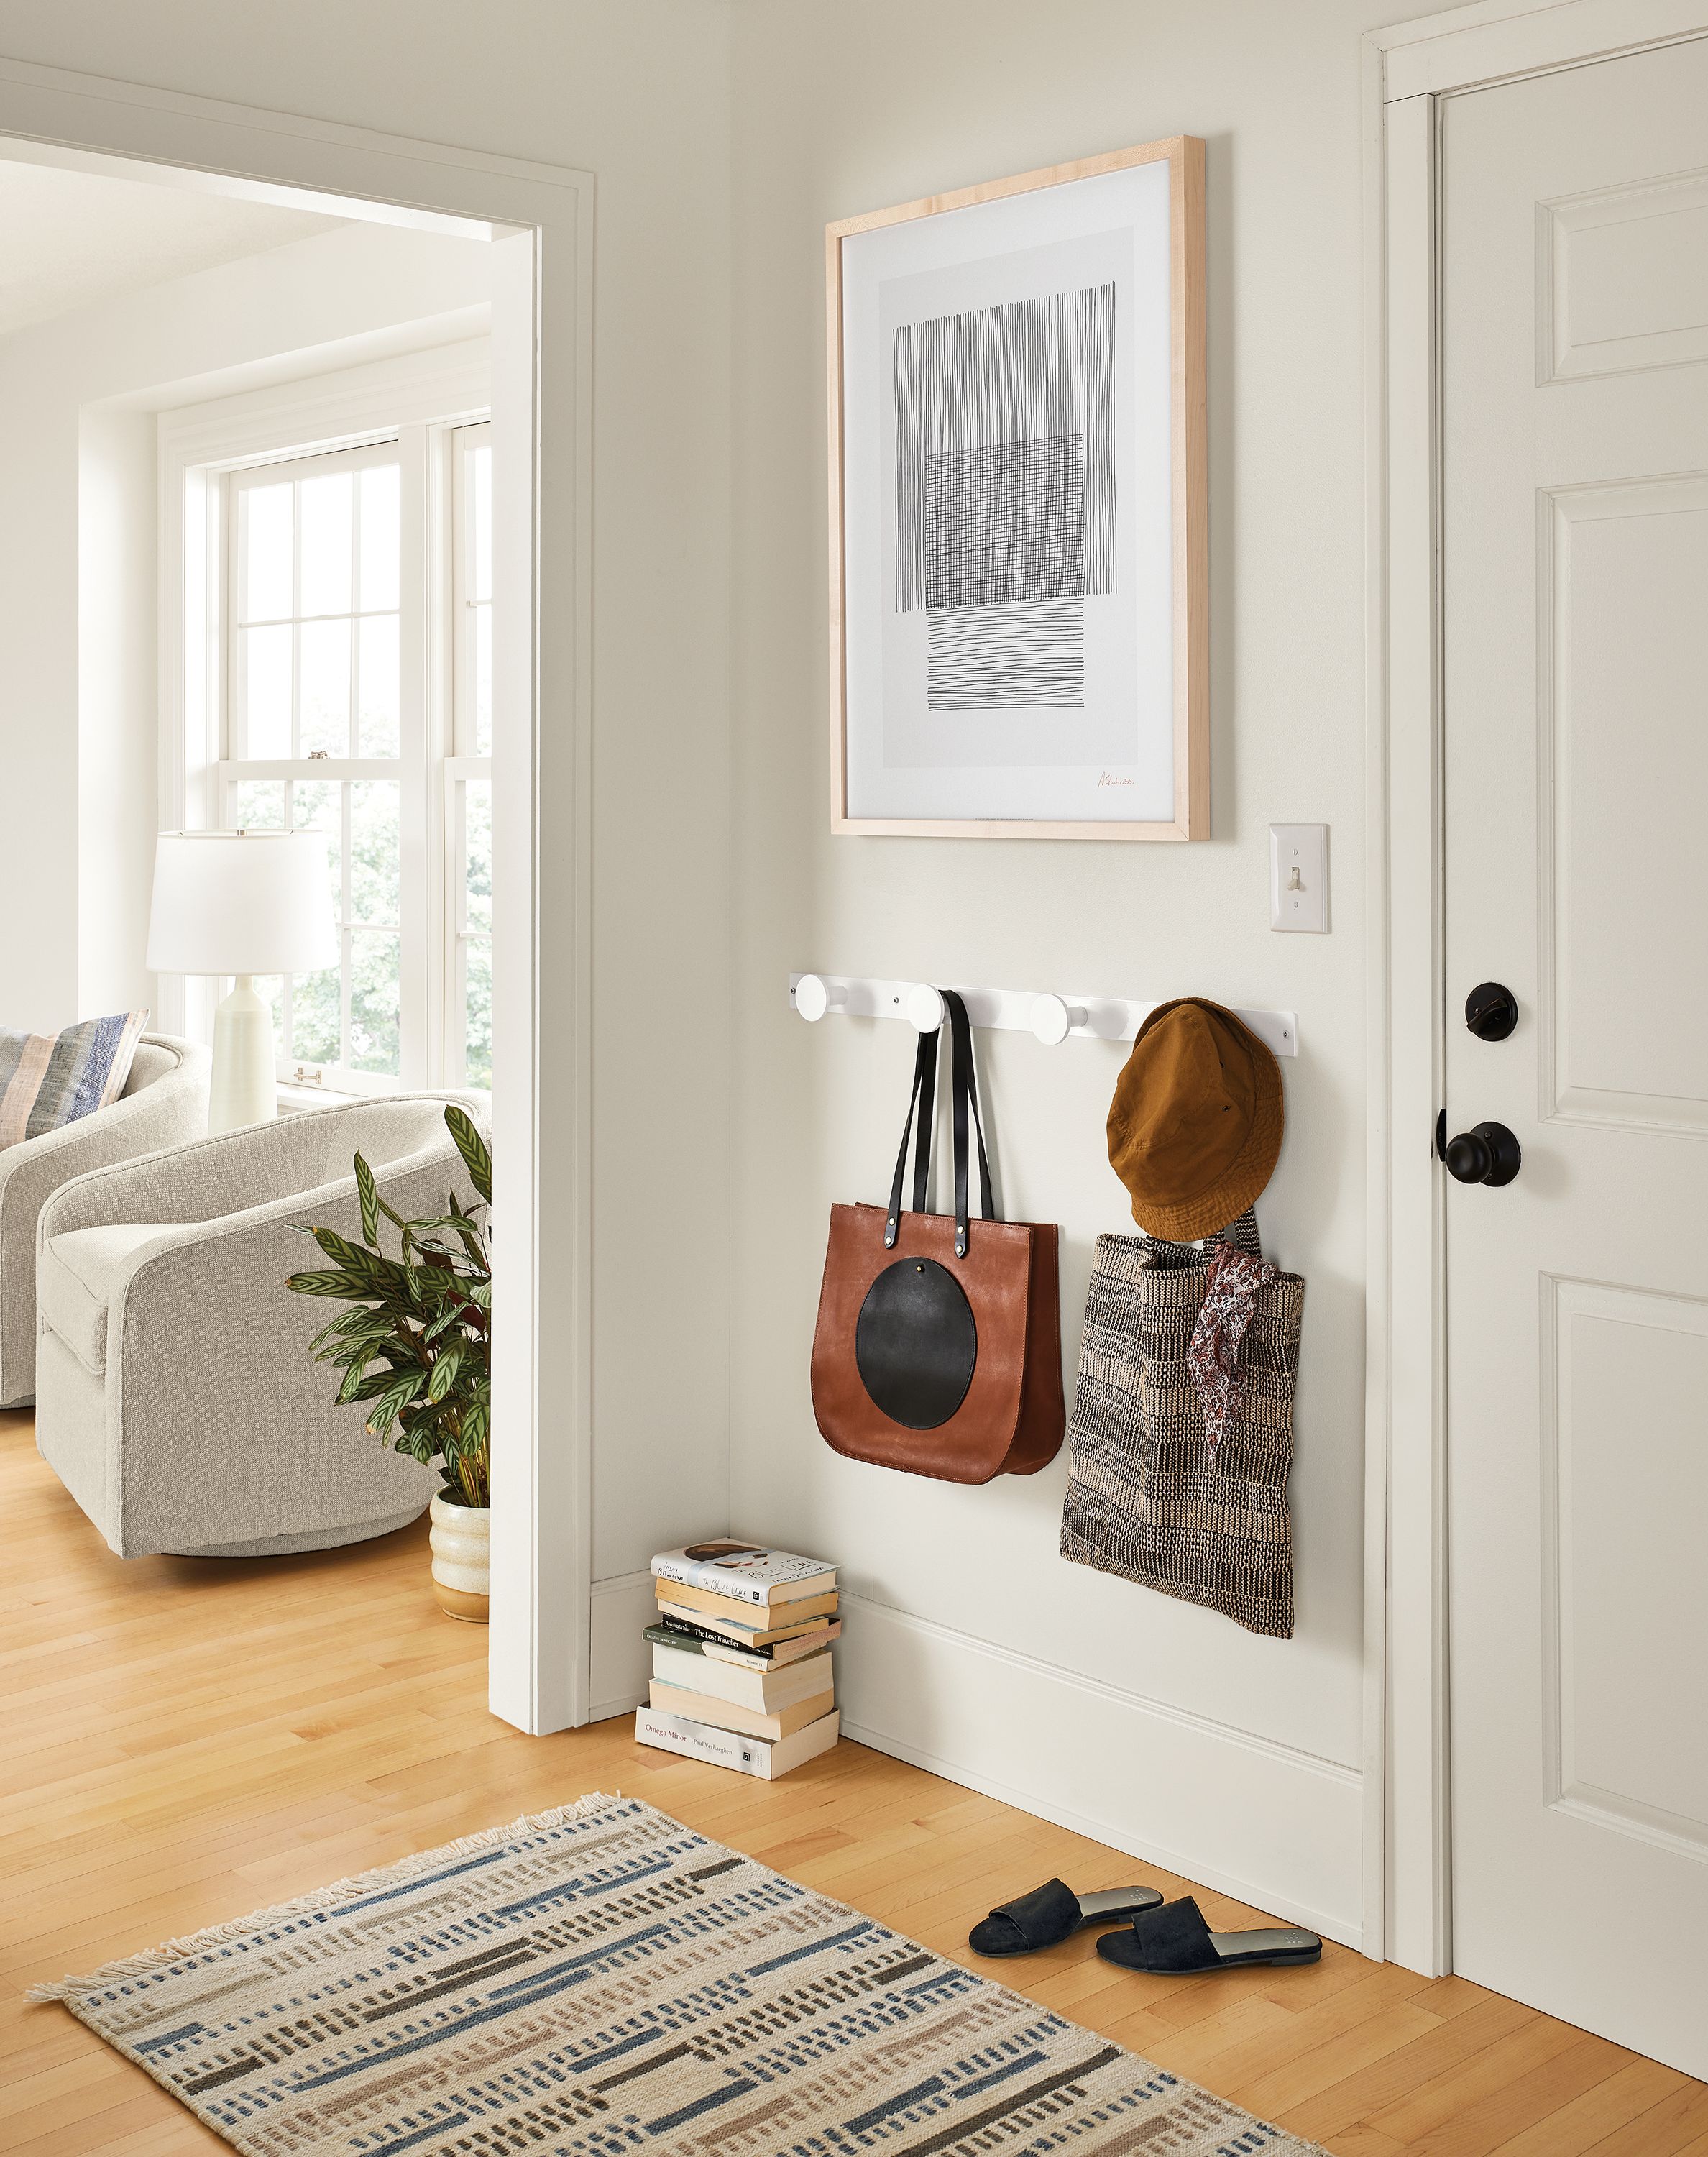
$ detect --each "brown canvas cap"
[1106,997,1284,1240]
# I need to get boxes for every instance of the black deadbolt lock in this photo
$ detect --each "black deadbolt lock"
[1444,1120,1522,1187]
[1464,982,1519,1041]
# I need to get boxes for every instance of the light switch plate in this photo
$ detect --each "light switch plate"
[1270,824,1329,933]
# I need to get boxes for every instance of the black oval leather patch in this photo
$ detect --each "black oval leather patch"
[854,1258,978,1430]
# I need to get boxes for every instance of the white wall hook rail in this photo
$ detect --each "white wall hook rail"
[791,974,1298,1057]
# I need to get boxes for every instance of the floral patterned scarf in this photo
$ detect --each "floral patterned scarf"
[1188,1240,1279,1464]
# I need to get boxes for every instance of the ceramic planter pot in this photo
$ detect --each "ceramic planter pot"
[429,1493,490,1622]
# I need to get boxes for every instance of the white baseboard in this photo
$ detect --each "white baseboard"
[589,1569,655,1722]
[837,1593,1367,1953]
[584,1571,1366,1950]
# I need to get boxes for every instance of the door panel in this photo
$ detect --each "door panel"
[1543,477,1708,1130]
[1544,168,1708,380]
[1545,1280,1708,1850]
[1443,35,1708,2078]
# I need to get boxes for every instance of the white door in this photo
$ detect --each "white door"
[1443,37,1708,2076]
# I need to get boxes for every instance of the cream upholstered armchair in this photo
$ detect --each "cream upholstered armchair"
[33,1093,486,1560]
[0,1033,211,1409]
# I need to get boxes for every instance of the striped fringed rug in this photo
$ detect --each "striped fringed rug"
[30,1792,1325,2156]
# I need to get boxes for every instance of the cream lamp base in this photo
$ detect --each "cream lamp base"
[208,976,279,1135]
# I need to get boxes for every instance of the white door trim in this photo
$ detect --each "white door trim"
[0,53,596,1739]
[1364,0,1708,1974]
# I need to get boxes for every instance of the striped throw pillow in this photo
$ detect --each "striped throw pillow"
[0,1012,149,1150]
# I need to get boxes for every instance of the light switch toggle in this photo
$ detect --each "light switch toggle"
[1270,825,1329,933]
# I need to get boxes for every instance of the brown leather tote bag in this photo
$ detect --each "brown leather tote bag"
[811,991,1065,1483]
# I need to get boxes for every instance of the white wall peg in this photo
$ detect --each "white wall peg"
[789,974,1298,1057]
[792,973,847,1022]
[904,983,947,1033]
[1029,993,1089,1045]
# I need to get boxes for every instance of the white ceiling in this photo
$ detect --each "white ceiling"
[0,158,344,342]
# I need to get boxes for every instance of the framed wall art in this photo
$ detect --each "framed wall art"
[827,136,1206,841]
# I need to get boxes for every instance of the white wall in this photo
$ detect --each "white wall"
[719,0,1428,1949]
[76,403,157,1017]
[0,0,1440,1947]
[0,1,736,1624]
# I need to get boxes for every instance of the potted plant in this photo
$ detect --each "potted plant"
[285,1104,493,1621]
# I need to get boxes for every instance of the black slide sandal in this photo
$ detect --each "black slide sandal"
[1096,1895,1321,1974]
[969,1877,1164,1957]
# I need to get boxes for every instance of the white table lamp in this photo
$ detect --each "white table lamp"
[146,830,338,1133]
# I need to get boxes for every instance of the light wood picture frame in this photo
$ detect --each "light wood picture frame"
[827,135,1206,842]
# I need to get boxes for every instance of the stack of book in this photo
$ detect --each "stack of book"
[634,1540,840,1780]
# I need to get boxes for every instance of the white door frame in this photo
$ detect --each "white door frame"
[0,55,595,1738]
[1364,0,1708,1974]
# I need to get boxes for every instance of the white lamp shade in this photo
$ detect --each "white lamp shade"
[146,831,339,976]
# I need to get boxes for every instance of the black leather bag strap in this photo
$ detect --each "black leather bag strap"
[884,1024,940,1249]
[942,990,997,1258]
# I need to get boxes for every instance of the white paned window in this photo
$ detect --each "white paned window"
[193,397,494,1097]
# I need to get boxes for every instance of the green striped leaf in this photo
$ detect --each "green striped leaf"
[444,1104,492,1204]
[354,1152,380,1249]
[286,1269,372,1299]
[365,1369,426,1434]
[426,1342,464,1403]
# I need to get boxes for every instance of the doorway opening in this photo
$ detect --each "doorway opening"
[0,60,592,1738]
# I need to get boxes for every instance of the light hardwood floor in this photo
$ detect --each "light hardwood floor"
[4,1406,1704,2157]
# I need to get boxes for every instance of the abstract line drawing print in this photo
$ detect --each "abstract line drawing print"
[894,283,1116,713]
[926,600,1085,710]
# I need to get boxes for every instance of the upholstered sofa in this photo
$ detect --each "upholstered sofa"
[0,1033,211,1409]
[33,1094,487,1560]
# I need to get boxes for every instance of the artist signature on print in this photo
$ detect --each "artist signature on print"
[1096,771,1135,788]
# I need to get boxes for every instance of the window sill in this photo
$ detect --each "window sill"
[276,1082,490,1115]
[277,1082,367,1115]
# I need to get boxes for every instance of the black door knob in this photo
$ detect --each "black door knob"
[1465,982,1519,1041]
[1444,1120,1522,1187]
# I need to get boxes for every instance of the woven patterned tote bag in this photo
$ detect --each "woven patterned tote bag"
[1060,1216,1304,1639]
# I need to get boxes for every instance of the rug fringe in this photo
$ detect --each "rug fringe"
[27,1789,624,2005]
